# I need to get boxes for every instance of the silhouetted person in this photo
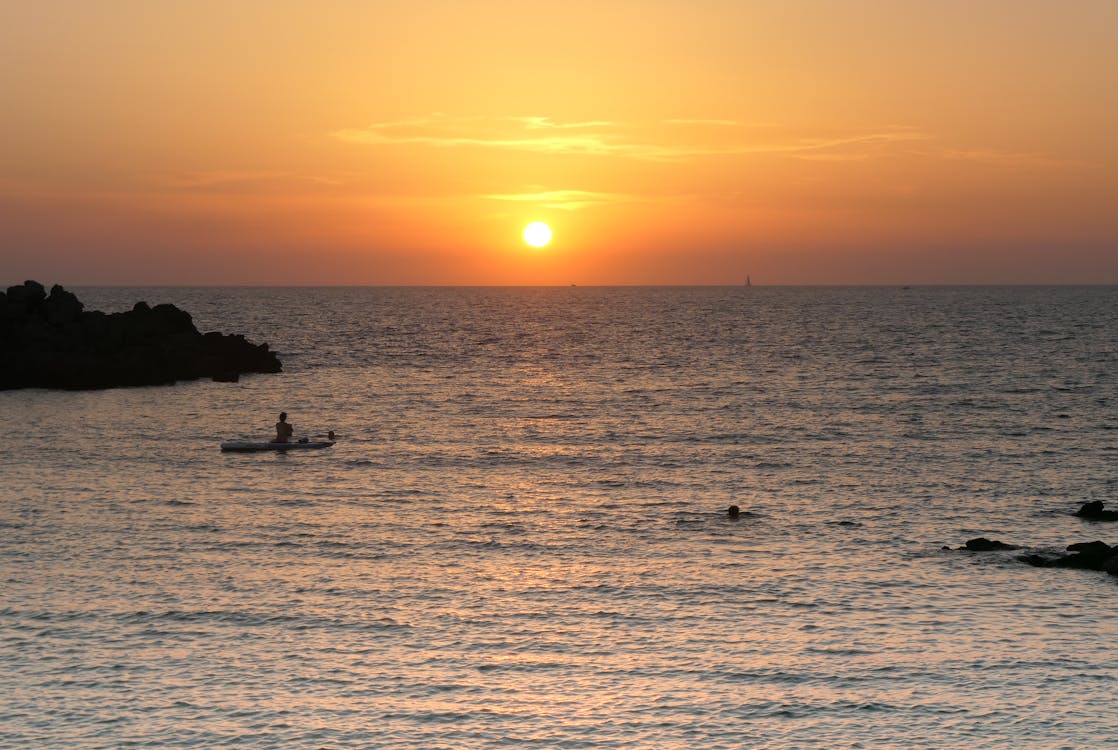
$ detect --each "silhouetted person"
[727,505,740,519]
[275,412,294,443]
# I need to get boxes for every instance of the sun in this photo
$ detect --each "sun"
[523,221,552,248]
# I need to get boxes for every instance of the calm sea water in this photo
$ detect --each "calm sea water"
[2,286,1117,749]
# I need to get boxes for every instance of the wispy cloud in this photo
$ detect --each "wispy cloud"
[332,116,679,160]
[514,116,618,130]
[663,118,758,127]
[331,115,932,162]
[481,189,636,210]
[332,115,1079,178]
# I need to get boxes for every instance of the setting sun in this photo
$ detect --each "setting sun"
[2,2,1117,286]
[523,222,552,249]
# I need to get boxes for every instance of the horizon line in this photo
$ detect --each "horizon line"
[32,282,1118,289]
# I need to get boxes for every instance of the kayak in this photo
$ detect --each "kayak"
[220,440,336,452]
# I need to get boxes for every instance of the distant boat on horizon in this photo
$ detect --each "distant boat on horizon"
[745,275,752,287]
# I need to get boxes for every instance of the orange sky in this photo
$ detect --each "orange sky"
[2,0,1116,285]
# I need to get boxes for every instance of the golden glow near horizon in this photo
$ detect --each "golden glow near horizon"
[523,222,552,249]
[1,1,1117,285]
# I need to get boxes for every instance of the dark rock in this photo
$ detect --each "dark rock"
[1053,554,1106,570]
[1066,540,1112,556]
[960,537,1019,551]
[1054,540,1115,569]
[727,505,740,519]
[40,285,84,326]
[1019,540,1118,574]
[1074,500,1118,521]
[6,280,46,310]
[0,281,282,390]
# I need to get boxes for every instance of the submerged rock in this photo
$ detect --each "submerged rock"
[1017,540,1118,577]
[959,537,1020,551]
[1055,541,1116,569]
[951,535,1118,579]
[1,280,282,390]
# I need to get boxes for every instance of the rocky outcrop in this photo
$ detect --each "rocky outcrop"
[956,537,1020,551]
[1074,501,1118,521]
[948,535,1118,579]
[1,281,282,390]
[1018,540,1118,576]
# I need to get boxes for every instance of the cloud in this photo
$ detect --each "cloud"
[332,117,680,160]
[514,117,618,130]
[331,115,931,163]
[663,118,756,127]
[481,189,636,211]
[333,116,1079,179]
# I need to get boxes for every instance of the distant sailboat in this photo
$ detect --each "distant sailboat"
[745,275,752,287]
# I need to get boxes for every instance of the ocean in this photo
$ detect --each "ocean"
[2,286,1116,748]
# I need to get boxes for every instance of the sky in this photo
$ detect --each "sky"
[2,0,1116,285]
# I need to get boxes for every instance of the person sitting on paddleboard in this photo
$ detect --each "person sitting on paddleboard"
[275,412,294,443]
